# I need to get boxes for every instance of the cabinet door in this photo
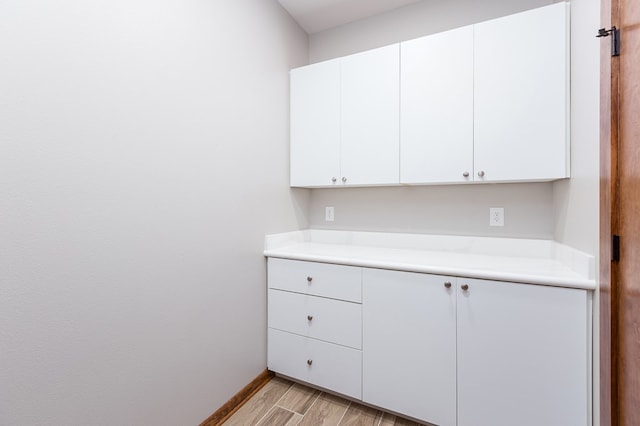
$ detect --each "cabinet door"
[400,26,474,184]
[341,44,400,186]
[362,269,456,426]
[290,59,341,187]
[474,3,569,182]
[457,279,589,426]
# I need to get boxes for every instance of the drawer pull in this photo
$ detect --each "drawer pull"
[307,359,313,366]
[307,315,313,321]
[444,281,452,289]
[307,276,313,283]
[461,284,469,291]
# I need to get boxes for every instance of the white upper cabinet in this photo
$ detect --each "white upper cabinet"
[400,25,474,184]
[290,45,400,187]
[473,3,570,182]
[290,3,569,187]
[341,44,400,186]
[290,58,341,187]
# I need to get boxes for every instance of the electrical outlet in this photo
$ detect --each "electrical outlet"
[325,206,335,222]
[490,207,504,227]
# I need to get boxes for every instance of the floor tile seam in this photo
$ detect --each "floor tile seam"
[335,401,352,426]
[255,405,299,426]
[252,386,294,426]
[274,386,320,416]
[298,390,323,416]
[272,381,296,409]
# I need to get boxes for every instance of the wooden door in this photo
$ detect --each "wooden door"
[600,0,640,424]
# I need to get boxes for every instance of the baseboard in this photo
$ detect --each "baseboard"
[200,369,275,426]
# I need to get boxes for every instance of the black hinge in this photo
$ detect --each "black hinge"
[596,26,620,57]
[612,234,620,262]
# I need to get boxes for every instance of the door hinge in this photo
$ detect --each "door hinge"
[612,234,620,262]
[596,26,620,57]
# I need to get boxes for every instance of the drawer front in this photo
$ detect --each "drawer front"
[268,258,362,302]
[268,289,362,349]
[268,328,362,400]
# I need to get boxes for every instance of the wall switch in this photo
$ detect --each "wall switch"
[489,207,504,227]
[325,206,335,222]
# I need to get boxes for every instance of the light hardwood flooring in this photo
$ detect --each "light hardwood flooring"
[223,376,428,426]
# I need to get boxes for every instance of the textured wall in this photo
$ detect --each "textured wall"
[0,1,308,424]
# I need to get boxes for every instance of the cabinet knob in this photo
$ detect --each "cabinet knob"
[477,171,485,178]
[461,284,469,291]
[444,281,452,289]
[332,177,337,183]
[307,315,313,321]
[342,177,347,183]
[307,359,313,366]
[462,172,469,178]
[307,276,313,283]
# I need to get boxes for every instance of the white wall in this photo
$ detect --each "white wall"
[310,184,555,238]
[553,0,600,258]
[0,1,308,425]
[553,0,601,423]
[310,0,560,63]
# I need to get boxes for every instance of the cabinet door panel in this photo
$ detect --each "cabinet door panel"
[268,329,362,399]
[268,258,362,302]
[290,59,341,187]
[268,289,362,349]
[401,26,474,184]
[362,269,456,426]
[474,3,569,181]
[457,279,589,426]
[341,44,400,185]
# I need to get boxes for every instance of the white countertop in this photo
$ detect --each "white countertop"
[264,230,596,290]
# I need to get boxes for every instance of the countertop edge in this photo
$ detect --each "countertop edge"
[263,250,597,291]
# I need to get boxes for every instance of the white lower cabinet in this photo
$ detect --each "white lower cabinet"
[268,289,362,350]
[267,259,591,425]
[268,329,362,399]
[456,278,590,426]
[267,258,363,400]
[362,269,457,426]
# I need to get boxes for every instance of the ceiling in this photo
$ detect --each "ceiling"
[277,0,423,34]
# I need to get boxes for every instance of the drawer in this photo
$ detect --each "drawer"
[268,328,362,400]
[268,289,362,349]
[268,258,362,302]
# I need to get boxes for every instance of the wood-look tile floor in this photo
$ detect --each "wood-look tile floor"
[223,376,428,426]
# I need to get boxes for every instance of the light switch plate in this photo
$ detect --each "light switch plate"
[490,207,504,227]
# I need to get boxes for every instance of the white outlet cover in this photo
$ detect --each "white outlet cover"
[325,206,335,222]
[489,207,504,227]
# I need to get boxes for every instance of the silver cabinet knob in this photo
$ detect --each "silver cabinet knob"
[461,284,469,291]
[342,177,347,183]
[331,177,337,183]
[444,281,452,289]
[477,171,485,178]
[306,276,312,283]
[307,315,313,321]
[307,359,313,366]
[463,172,469,178]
